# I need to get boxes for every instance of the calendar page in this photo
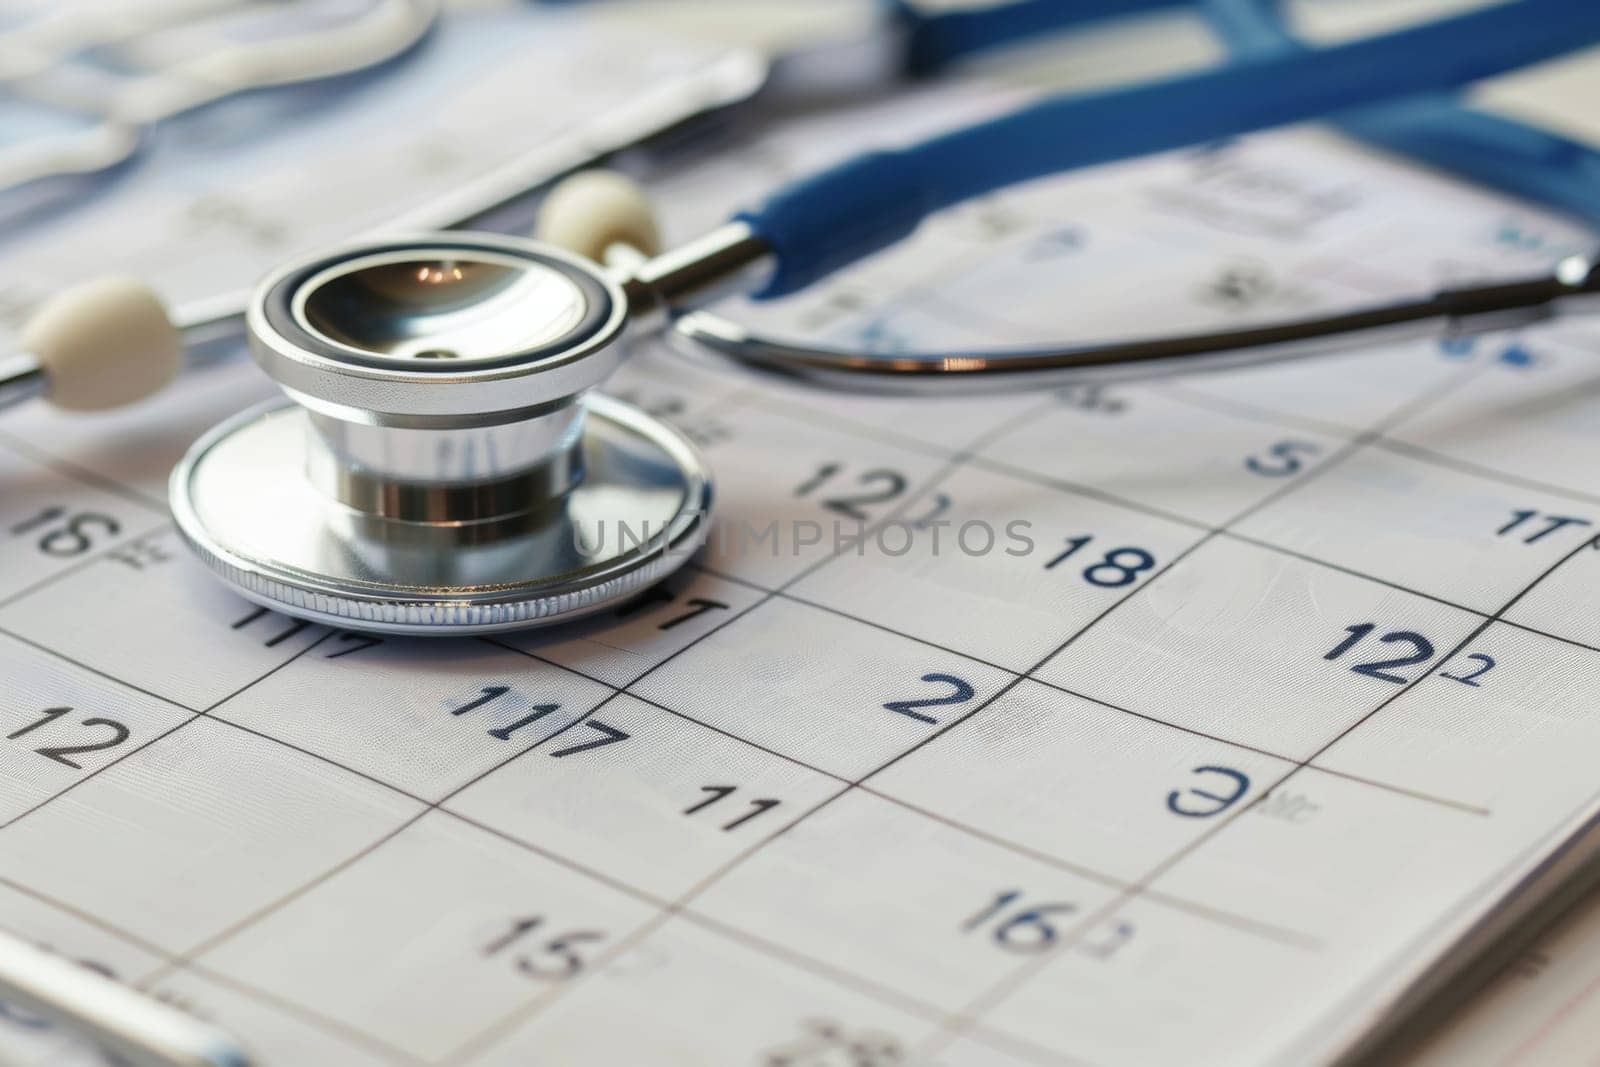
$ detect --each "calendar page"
[4,63,1600,1067]
[0,0,757,343]
[1410,881,1600,1065]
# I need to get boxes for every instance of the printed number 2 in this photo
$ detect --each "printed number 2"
[794,463,909,521]
[883,674,975,725]
[6,707,130,770]
[1440,653,1496,688]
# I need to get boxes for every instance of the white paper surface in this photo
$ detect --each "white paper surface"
[2,5,1600,1066]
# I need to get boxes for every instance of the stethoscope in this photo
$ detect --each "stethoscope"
[2,0,1600,646]
[10,7,1600,1064]
[0,0,443,201]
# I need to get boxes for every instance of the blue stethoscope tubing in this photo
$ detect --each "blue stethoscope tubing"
[915,0,1600,234]
[1202,0,1600,234]
[738,0,1600,297]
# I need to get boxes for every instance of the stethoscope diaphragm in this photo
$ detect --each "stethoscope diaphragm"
[170,234,712,634]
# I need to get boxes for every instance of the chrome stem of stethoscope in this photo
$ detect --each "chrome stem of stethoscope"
[667,249,1600,394]
[0,927,248,1067]
[0,171,774,418]
[619,222,776,322]
[0,350,45,409]
[523,170,1600,393]
[3,167,1597,639]
[1,175,1596,422]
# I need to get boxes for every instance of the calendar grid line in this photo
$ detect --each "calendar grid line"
[2,618,702,858]
[696,369,1600,668]
[763,389,1220,534]
[1214,531,1502,614]
[821,546,1347,1054]
[0,426,1065,1060]
[6,48,1598,1067]
[924,524,1600,1059]
[19,661,832,933]
[0,583,1189,1067]
[845,584,1494,809]
[0,621,201,714]
[0,428,170,514]
[4,291,1584,1067]
[685,578,1494,814]
[465,408,1264,1057]
[737,389,1045,464]
[1007,678,1493,816]
[441,401,1075,1063]
[738,328,1600,560]
[6,419,1030,1065]
[1131,887,1326,950]
[202,709,435,806]
[1289,533,1600,772]
[1293,765,1491,817]
[7,747,805,1067]
[3,603,1342,1061]
[12,700,1107,1067]
[719,357,1600,670]
[450,666,1067,1063]
[145,430,1016,1051]
[727,364,1348,539]
[0,872,430,1065]
[451,358,1507,1062]
[1007,414,1363,658]
[665,570,1021,675]
[472,647,1355,953]
[0,626,337,831]
[0,350,1560,803]
[140,694,624,988]
[913,351,1502,1056]
[669,907,1078,1067]
[670,908,993,1046]
[201,631,339,715]
[439,779,861,1065]
[431,807,674,910]
[1159,378,1600,511]
[484,637,858,785]
[435,714,1329,949]
[743,353,1593,584]
[0,524,1496,1067]
[848,785,1324,946]
[433,779,1315,1067]
[750,505,1600,666]
[687,552,1505,816]
[1373,436,1600,511]
[0,710,201,833]
[1154,379,1416,440]
[0,873,176,970]
[178,960,434,1067]
[0,347,1515,1067]
[432,784,1316,1067]
[0,520,173,614]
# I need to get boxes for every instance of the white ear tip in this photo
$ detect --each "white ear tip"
[534,170,662,262]
[21,278,181,412]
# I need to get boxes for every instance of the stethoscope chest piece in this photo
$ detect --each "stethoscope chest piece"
[170,234,712,635]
